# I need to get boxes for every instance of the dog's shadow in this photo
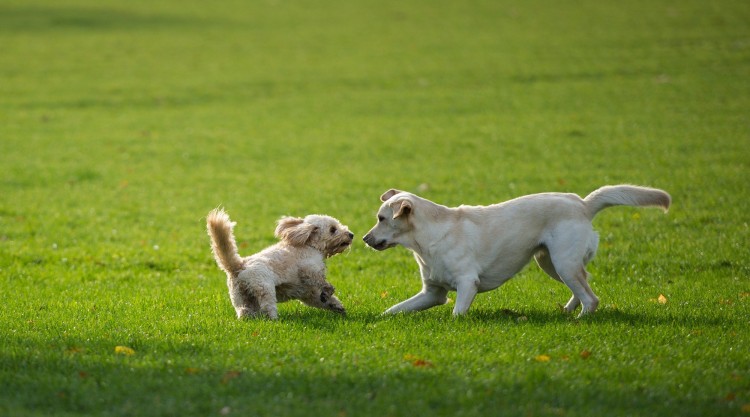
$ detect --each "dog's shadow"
[281,305,736,330]
[456,305,737,329]
[271,308,356,331]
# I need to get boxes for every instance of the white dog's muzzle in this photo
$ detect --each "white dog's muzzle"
[362,233,393,251]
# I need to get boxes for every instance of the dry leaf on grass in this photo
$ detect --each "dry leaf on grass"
[404,354,433,367]
[580,350,592,359]
[221,370,242,384]
[114,346,135,356]
[649,294,668,304]
[65,346,84,355]
[534,354,551,362]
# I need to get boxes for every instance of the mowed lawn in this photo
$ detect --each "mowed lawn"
[1,0,749,416]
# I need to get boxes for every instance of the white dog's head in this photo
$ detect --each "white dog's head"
[275,214,354,257]
[362,189,418,251]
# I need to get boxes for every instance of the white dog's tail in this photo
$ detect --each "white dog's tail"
[583,185,671,220]
[206,208,245,277]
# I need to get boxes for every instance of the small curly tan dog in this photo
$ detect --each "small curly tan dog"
[207,208,352,319]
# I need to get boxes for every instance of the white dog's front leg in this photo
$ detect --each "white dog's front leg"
[453,277,480,316]
[384,285,448,314]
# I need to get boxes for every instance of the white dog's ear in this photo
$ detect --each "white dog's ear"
[275,217,316,246]
[380,189,403,202]
[391,198,413,219]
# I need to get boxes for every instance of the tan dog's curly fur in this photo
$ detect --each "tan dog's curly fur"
[207,208,352,319]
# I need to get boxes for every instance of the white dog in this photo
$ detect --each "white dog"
[207,208,352,319]
[363,185,670,317]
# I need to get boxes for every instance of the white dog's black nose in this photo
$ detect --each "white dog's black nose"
[363,234,387,250]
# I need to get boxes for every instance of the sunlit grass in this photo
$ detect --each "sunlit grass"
[1,0,749,416]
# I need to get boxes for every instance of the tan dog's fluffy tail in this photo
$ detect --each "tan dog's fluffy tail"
[584,185,671,220]
[206,208,244,277]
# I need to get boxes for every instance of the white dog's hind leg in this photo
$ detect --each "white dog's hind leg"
[385,285,448,314]
[548,241,598,317]
[547,258,598,317]
[557,266,598,317]
[576,269,598,315]
[547,226,600,317]
[534,249,561,281]
[563,295,581,313]
[535,249,581,313]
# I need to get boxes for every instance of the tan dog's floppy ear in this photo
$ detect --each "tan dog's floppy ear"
[275,217,316,246]
[380,189,404,202]
[391,198,413,219]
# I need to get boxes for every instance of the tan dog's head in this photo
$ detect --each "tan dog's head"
[363,189,416,251]
[275,215,354,257]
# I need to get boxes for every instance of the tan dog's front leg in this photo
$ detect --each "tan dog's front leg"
[299,281,347,315]
[453,277,480,315]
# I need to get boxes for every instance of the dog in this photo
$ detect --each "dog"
[363,185,670,317]
[207,208,352,319]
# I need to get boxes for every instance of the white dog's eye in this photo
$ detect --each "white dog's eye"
[378,215,385,222]
[330,226,336,234]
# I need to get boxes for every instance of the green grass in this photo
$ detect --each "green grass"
[1,0,749,416]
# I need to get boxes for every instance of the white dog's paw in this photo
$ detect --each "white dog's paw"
[563,296,581,313]
[576,299,599,318]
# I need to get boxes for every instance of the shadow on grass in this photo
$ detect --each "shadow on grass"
[0,339,737,417]
[273,301,741,331]
[0,5,207,33]
[308,301,740,329]
[459,305,740,329]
